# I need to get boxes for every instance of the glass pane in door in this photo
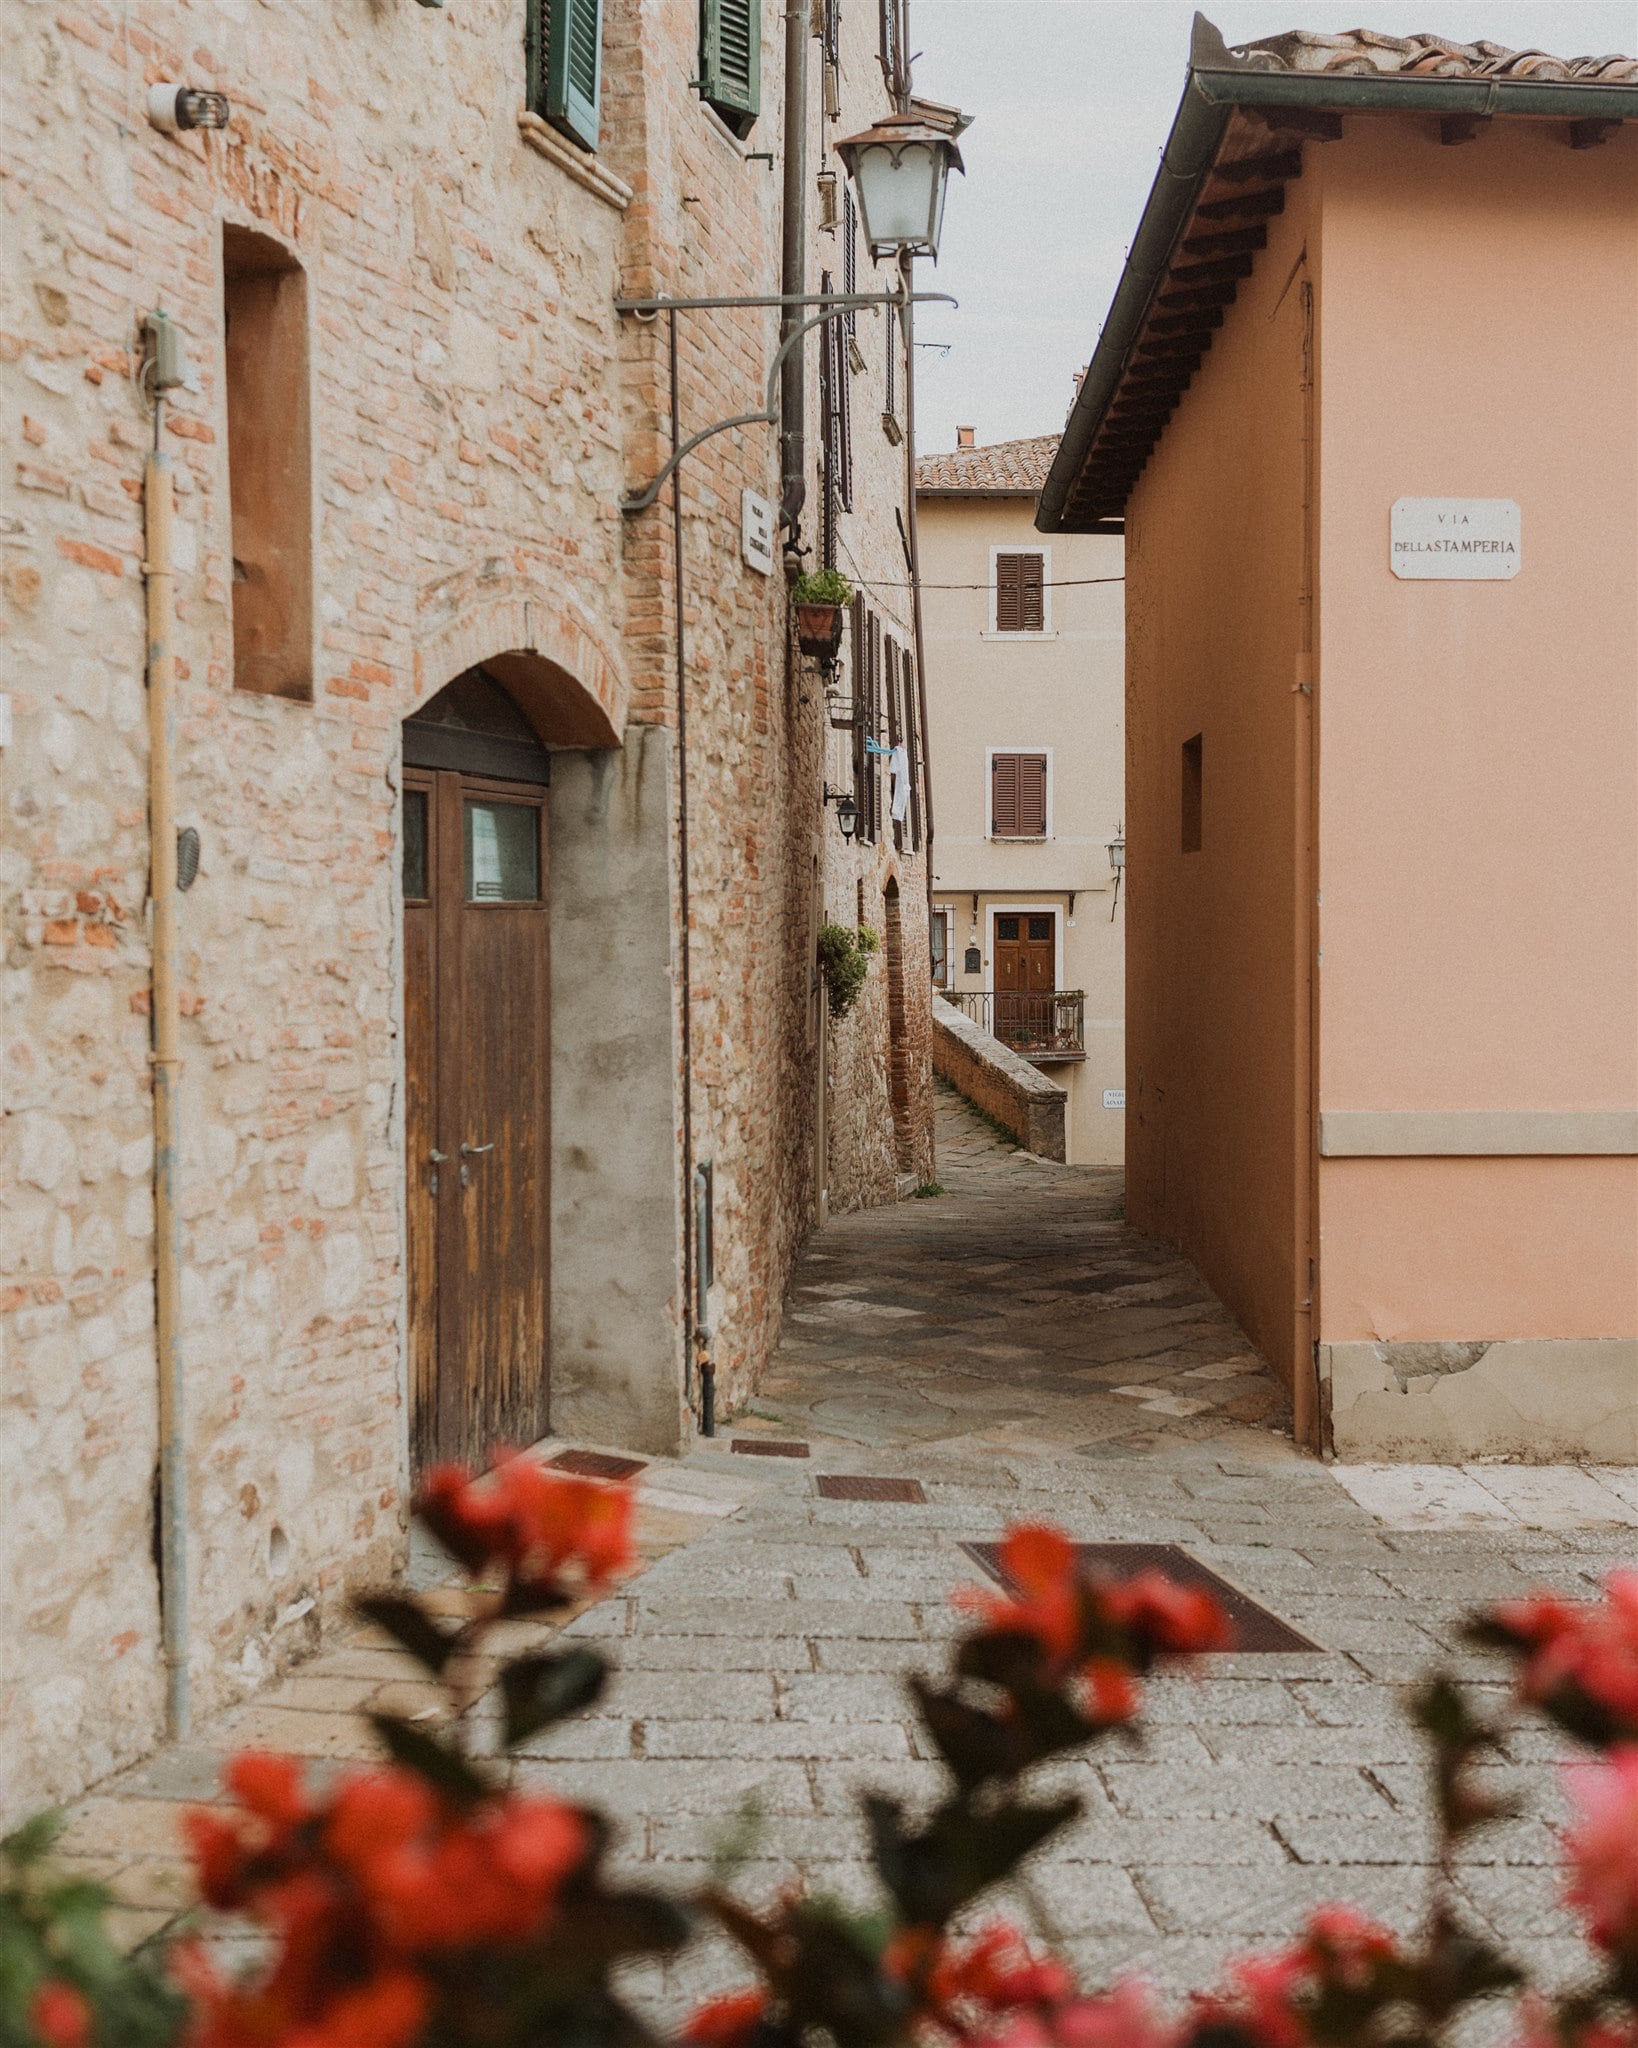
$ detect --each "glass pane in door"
[403,789,428,900]
[464,800,539,902]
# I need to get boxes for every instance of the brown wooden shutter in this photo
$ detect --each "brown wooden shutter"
[991,752,1019,836]
[902,652,920,851]
[995,555,1023,633]
[850,592,867,803]
[885,640,902,849]
[995,552,1044,633]
[866,611,882,842]
[1018,752,1047,835]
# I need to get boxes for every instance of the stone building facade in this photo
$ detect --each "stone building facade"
[1,0,936,1820]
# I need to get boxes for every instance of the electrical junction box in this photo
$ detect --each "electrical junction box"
[741,489,774,576]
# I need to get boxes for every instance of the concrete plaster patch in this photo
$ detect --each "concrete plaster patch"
[1325,1339,1638,1465]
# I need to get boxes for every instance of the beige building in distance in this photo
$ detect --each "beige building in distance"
[917,431,1125,1164]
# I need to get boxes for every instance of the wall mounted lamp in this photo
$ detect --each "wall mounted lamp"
[834,100,972,261]
[823,785,859,841]
[147,83,231,132]
[1108,828,1126,919]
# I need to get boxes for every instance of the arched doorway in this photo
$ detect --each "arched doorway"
[403,667,553,1470]
[883,879,914,1174]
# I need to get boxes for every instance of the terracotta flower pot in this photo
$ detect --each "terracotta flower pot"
[794,601,845,658]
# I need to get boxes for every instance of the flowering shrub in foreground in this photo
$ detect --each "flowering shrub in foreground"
[5,1459,1638,2048]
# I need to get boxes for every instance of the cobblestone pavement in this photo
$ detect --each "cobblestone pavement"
[54,1087,1638,2023]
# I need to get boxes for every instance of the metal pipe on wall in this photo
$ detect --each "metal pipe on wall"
[777,0,809,529]
[899,253,937,953]
[144,402,189,1737]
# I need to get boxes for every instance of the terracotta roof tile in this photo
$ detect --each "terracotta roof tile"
[1234,27,1638,83]
[915,434,1060,495]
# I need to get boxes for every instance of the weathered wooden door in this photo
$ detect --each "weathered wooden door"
[994,912,1055,1047]
[404,767,550,1471]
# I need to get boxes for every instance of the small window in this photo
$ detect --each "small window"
[930,907,951,988]
[403,789,429,901]
[464,801,540,902]
[994,551,1045,634]
[997,915,1020,941]
[991,752,1048,839]
[528,0,603,151]
[224,227,312,701]
[1181,732,1203,854]
[699,0,760,136]
[1027,915,1052,942]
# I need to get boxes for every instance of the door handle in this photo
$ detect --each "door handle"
[460,1142,494,1156]
[429,1150,448,1163]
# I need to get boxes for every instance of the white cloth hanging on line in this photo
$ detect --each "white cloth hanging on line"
[889,743,910,824]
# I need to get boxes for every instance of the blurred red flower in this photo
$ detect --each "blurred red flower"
[1564,1746,1638,1954]
[681,1989,769,2046]
[416,1453,635,1600]
[29,1979,92,2048]
[1495,1572,1638,1742]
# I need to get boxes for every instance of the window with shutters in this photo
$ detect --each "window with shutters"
[819,270,852,522]
[527,0,603,151]
[699,0,760,137]
[989,751,1049,839]
[885,638,903,851]
[884,299,896,423]
[901,649,920,849]
[992,549,1048,634]
[879,0,905,96]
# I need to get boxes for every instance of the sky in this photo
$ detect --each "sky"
[905,0,1638,454]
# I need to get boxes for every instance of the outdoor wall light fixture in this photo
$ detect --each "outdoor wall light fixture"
[146,83,232,132]
[1108,829,1126,920]
[834,100,971,261]
[824,785,859,840]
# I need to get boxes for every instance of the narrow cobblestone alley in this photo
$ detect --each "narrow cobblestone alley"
[52,1087,1638,2022]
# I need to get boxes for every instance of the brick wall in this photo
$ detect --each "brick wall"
[0,0,933,1819]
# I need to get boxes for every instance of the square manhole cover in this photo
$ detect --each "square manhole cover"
[549,1449,648,1482]
[730,1439,810,1458]
[961,1541,1322,1654]
[816,1475,927,1503]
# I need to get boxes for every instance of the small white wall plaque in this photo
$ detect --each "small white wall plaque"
[741,489,775,576]
[1390,498,1520,580]
[1103,1089,1126,1110]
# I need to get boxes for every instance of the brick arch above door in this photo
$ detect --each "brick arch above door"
[413,593,627,749]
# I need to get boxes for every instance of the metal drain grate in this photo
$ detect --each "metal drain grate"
[816,1475,927,1503]
[730,1439,810,1458]
[962,1541,1322,1654]
[548,1449,648,1482]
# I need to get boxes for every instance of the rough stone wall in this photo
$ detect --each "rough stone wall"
[0,0,934,1819]
[0,0,636,1821]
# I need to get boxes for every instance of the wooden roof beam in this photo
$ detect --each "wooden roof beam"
[1155,281,1239,313]
[1206,147,1303,186]
[1167,252,1255,289]
[1180,224,1267,260]
[1245,107,1342,142]
[1194,185,1286,222]
[1146,308,1224,337]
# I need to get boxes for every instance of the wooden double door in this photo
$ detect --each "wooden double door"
[404,767,550,1471]
[994,911,1056,1048]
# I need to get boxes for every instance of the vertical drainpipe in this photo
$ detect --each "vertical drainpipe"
[1292,273,1321,1456]
[900,252,936,965]
[143,370,189,1736]
[778,0,808,525]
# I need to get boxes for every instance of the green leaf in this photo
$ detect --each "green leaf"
[369,1714,492,1806]
[501,1649,609,1747]
[1,1813,61,1868]
[866,1792,1079,1926]
[355,1594,458,1675]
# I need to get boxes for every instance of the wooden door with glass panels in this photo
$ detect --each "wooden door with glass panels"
[994,912,1055,1049]
[403,769,550,1471]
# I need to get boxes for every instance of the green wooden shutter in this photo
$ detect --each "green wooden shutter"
[700,0,760,137]
[529,0,602,151]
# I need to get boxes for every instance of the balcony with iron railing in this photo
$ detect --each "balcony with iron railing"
[942,989,1086,1063]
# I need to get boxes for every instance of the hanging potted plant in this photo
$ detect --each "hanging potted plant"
[790,567,852,658]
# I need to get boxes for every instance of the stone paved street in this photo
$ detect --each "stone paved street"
[54,1087,1638,2022]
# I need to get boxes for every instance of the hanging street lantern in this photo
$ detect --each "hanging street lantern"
[834,99,971,262]
[836,792,859,841]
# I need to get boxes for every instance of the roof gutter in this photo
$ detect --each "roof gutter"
[1037,10,1638,534]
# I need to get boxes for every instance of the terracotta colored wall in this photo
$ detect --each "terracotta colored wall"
[1121,166,1319,1397]
[1313,119,1638,1347]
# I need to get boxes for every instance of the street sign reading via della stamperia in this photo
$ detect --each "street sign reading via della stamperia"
[1390,498,1520,580]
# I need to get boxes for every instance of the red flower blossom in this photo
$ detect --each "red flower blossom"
[29,1980,92,2048]
[1564,1746,1638,1953]
[987,1978,1178,2048]
[956,1525,1229,1722]
[416,1453,635,1601]
[1188,1907,1400,2048]
[1494,1572,1638,1744]
[918,1922,1075,2031]
[681,1989,770,2047]
[182,1753,589,2048]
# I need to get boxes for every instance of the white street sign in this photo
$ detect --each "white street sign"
[741,489,775,576]
[1390,498,1520,580]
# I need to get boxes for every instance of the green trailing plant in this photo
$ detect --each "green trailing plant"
[790,568,854,608]
[0,1812,183,2048]
[817,922,878,1020]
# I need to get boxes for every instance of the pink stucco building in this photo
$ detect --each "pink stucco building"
[1038,17,1638,1463]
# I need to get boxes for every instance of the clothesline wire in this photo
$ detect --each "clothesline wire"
[850,574,1127,593]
